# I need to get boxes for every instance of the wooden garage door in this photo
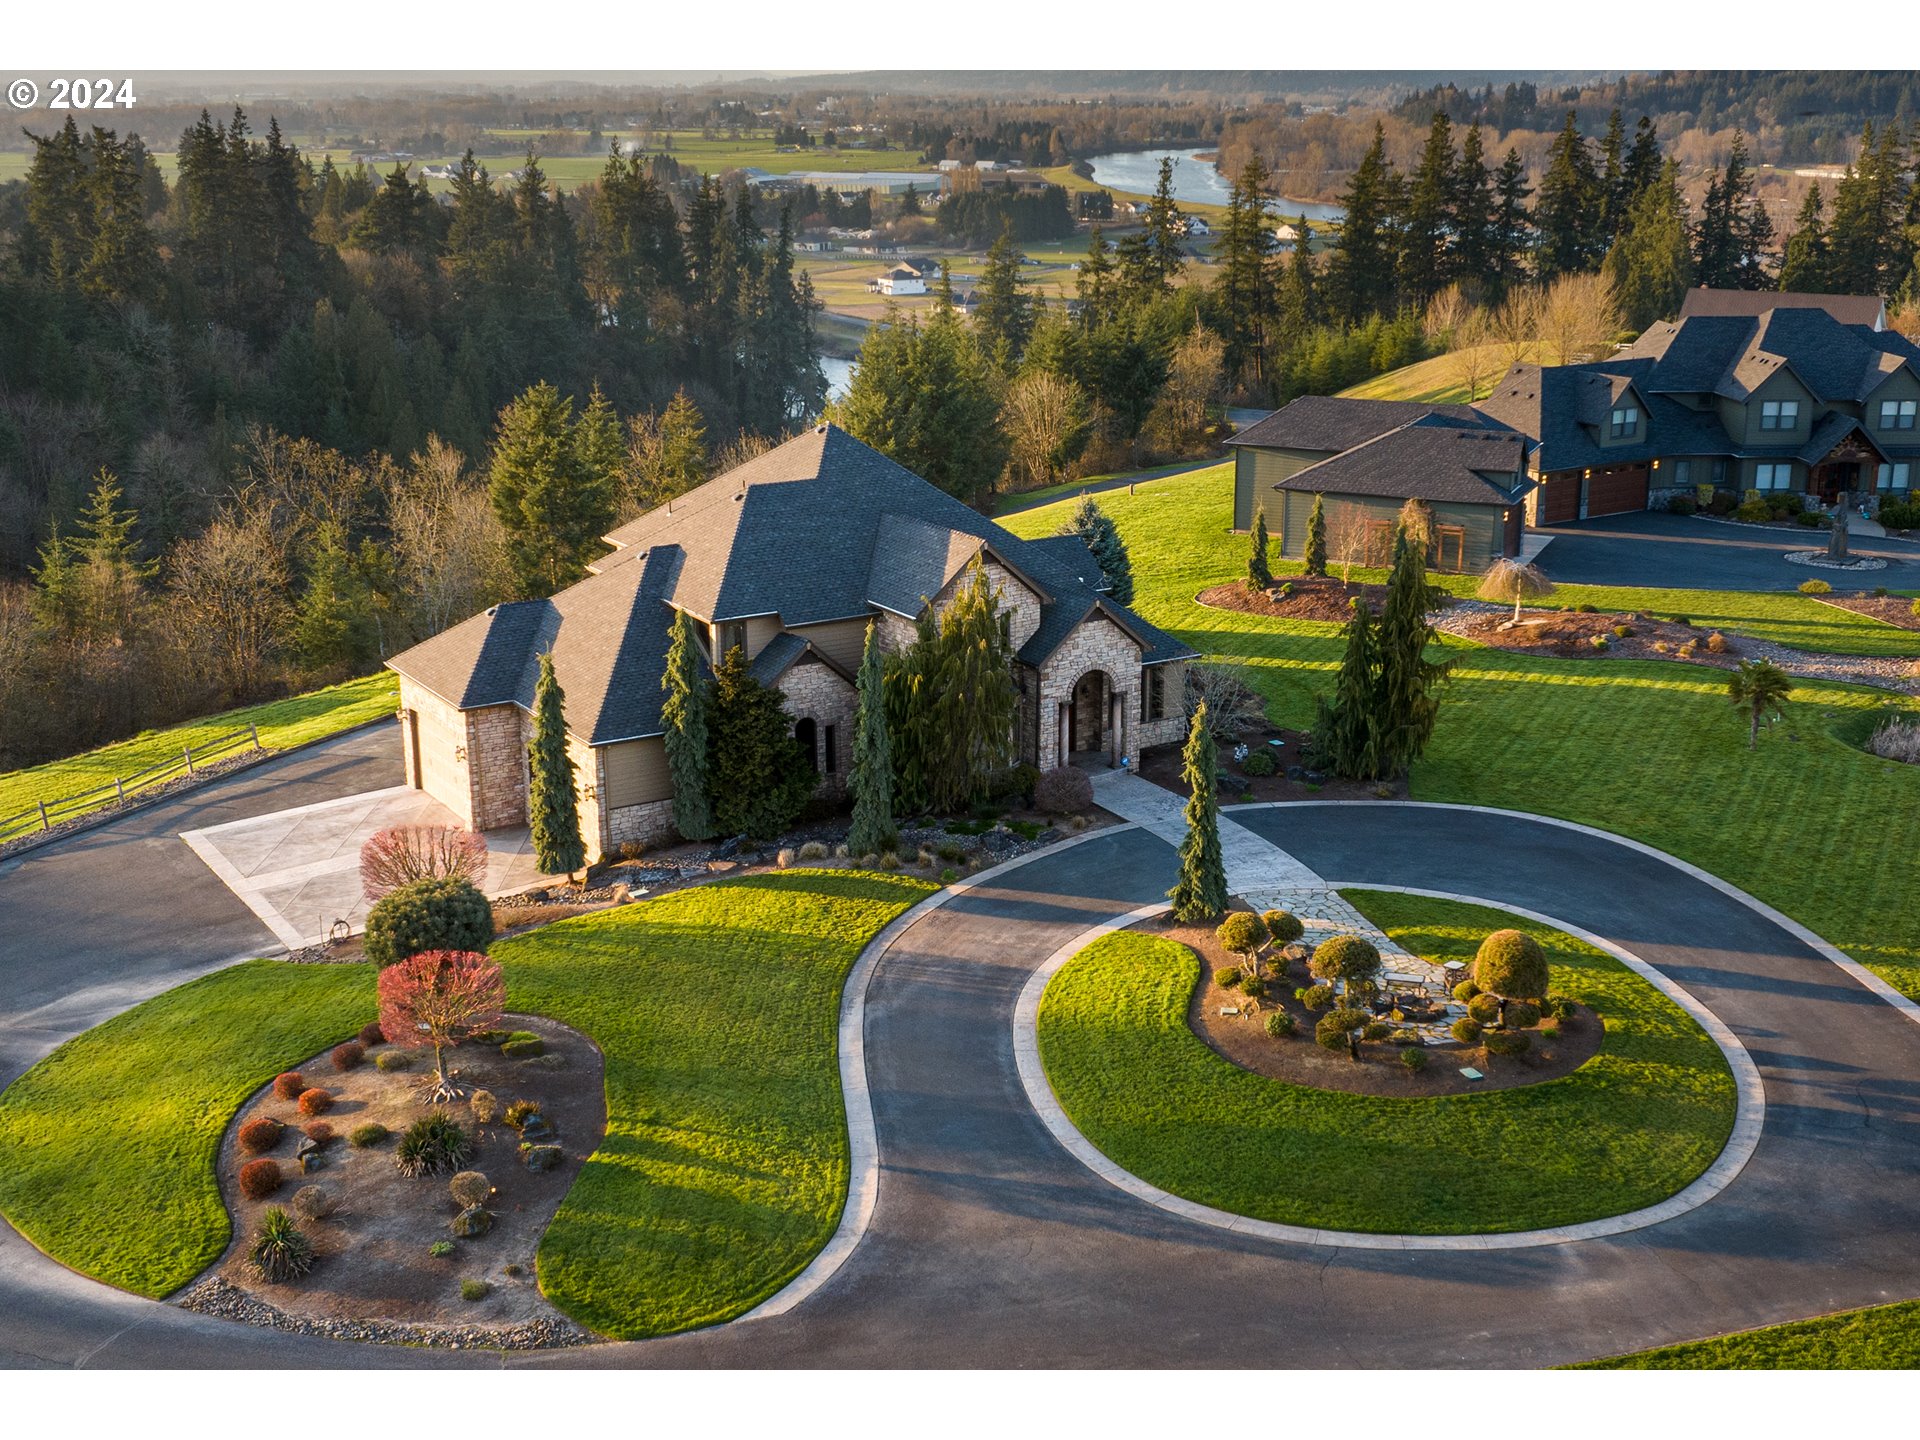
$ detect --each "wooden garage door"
[1539,476,1580,524]
[1585,466,1649,518]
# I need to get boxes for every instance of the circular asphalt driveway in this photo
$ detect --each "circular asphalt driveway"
[2,760,1918,1367]
[1534,509,1920,591]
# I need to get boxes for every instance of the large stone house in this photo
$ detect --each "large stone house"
[386,424,1196,860]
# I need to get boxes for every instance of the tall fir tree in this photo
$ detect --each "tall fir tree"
[1452,123,1495,293]
[1778,184,1832,294]
[1304,491,1329,577]
[1490,147,1534,296]
[487,381,615,596]
[528,651,586,874]
[1374,524,1450,777]
[1076,224,1117,325]
[846,620,897,857]
[1327,123,1403,323]
[1398,113,1458,307]
[1212,155,1280,388]
[1167,702,1227,923]
[973,222,1036,366]
[1311,598,1383,781]
[1275,214,1320,355]
[1142,156,1186,292]
[1605,160,1694,328]
[1247,507,1273,589]
[660,607,714,842]
[1534,113,1602,280]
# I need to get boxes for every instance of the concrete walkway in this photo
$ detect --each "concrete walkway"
[1090,767,1320,891]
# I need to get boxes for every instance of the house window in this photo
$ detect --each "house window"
[1880,399,1918,431]
[1760,400,1799,431]
[718,621,747,657]
[1673,459,1692,485]
[795,717,819,772]
[1754,462,1792,491]
[1879,462,1912,491]
[1140,667,1167,722]
[1609,406,1638,438]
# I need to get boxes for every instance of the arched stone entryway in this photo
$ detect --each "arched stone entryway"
[1056,669,1126,768]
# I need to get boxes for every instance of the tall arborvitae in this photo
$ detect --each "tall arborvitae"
[1167,702,1227,923]
[1398,112,1457,308]
[1248,507,1274,589]
[1778,185,1832,294]
[846,620,897,857]
[660,608,713,842]
[1311,598,1383,780]
[1374,525,1450,777]
[528,652,586,874]
[923,557,1016,811]
[1327,122,1403,323]
[1534,112,1602,280]
[1304,492,1329,577]
[1058,494,1134,604]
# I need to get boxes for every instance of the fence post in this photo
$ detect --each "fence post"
[38,800,49,832]
[185,745,195,776]
[116,776,125,802]
[250,724,261,751]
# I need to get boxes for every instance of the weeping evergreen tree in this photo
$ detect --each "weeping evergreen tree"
[1248,508,1273,589]
[1375,525,1451,777]
[706,643,816,841]
[883,608,938,816]
[846,620,897,856]
[925,557,1017,812]
[1304,493,1328,577]
[1168,702,1228,922]
[1310,599,1384,780]
[527,652,586,874]
[660,608,713,842]
[1057,494,1133,604]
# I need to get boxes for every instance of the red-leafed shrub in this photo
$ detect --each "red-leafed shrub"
[238,1117,283,1154]
[302,1121,334,1144]
[296,1088,333,1117]
[357,1022,386,1047]
[360,824,489,902]
[238,1158,283,1200]
[272,1072,305,1101]
[377,950,506,1084]
[330,1041,364,1071]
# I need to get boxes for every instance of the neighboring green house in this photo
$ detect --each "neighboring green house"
[1228,397,1530,575]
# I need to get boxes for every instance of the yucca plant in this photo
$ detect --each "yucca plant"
[247,1207,314,1283]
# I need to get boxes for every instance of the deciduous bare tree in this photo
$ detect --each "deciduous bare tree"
[1538,272,1622,366]
[386,437,509,642]
[1002,369,1090,489]
[166,502,291,701]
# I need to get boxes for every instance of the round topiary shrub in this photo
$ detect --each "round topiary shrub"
[1241,750,1275,778]
[1213,966,1242,989]
[349,1122,388,1148]
[1216,911,1268,959]
[469,1089,500,1124]
[1264,1011,1295,1039]
[272,1072,305,1102]
[1241,977,1267,1000]
[1399,1046,1428,1072]
[1032,765,1094,816]
[1309,934,1382,990]
[1473,928,1549,1000]
[1467,992,1502,1025]
[1505,999,1542,1029]
[357,1022,386,1047]
[290,1185,333,1222]
[330,1041,364,1071]
[301,1121,333,1145]
[246,1206,313,1283]
[238,1157,284,1201]
[1450,1016,1482,1045]
[376,1051,412,1072]
[1316,1007,1367,1055]
[449,1170,492,1208]
[362,876,493,969]
[238,1117,284,1154]
[1262,910,1304,946]
[296,1087,333,1117]
[1798,578,1832,595]
[1485,1029,1533,1058]
[500,1034,546,1060]
[1298,983,1335,1011]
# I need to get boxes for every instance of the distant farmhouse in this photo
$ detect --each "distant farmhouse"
[1231,289,1920,572]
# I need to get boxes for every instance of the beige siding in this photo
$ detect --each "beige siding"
[708,613,784,662]
[399,676,473,827]
[1235,445,1333,532]
[792,617,870,672]
[1275,491,1507,574]
[601,737,673,809]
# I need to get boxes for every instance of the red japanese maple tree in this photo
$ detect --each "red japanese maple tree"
[359,824,489,902]
[375,950,506,1099]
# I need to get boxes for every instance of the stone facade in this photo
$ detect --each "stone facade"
[1029,613,1187,772]
[777,656,858,796]
[605,798,677,855]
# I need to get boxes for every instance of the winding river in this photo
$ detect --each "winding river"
[1084,147,1345,224]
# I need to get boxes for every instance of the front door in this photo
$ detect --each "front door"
[1813,462,1859,503]
[1070,672,1106,753]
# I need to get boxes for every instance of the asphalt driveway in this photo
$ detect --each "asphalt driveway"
[1533,509,1920,591]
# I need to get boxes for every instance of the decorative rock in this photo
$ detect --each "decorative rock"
[522,1144,564,1173]
[518,1113,553,1140]
[449,1204,493,1237]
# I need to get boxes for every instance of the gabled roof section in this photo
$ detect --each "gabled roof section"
[1274,421,1528,506]
[1229,395,1487,454]
[1620,307,1920,404]
[1476,359,1738,473]
[1679,287,1886,329]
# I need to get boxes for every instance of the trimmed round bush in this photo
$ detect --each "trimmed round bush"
[1309,934,1382,989]
[246,1207,313,1283]
[1450,1016,1482,1045]
[290,1185,333,1221]
[376,1051,412,1072]
[1798,578,1832,595]
[1212,966,1242,989]
[1241,977,1266,1000]
[301,1121,333,1145]
[349,1122,388,1147]
[449,1171,492,1208]
[1451,979,1479,1002]
[238,1158,283,1201]
[1241,750,1275,777]
[1315,1007,1368,1055]
[1216,911,1268,958]
[329,1041,364,1071]
[1033,765,1094,816]
[362,876,493,969]
[1362,1019,1391,1041]
[500,1034,546,1060]
[296,1088,333,1117]
[1262,910,1304,946]
[396,1112,473,1178]
[357,1022,386,1047]
[271,1072,305,1102]
[1474,928,1549,999]
[1467,993,1502,1025]
[1399,1045,1429,1072]
[1505,999,1542,1029]
[1485,1029,1533,1058]
[1264,1011,1295,1039]
[469,1089,500,1124]
[1298,983,1335,1011]
[238,1117,283,1154]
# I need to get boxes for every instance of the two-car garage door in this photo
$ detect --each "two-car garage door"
[1536,465,1650,524]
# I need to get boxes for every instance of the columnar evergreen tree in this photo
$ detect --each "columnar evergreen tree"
[705,643,815,840]
[527,652,586,874]
[922,557,1017,811]
[1168,701,1227,923]
[846,620,897,856]
[1057,494,1134,604]
[1311,598,1383,781]
[660,607,713,842]
[1275,215,1320,355]
[1374,525,1450,777]
[1304,492,1329,577]
[1247,507,1273,589]
[1076,224,1117,325]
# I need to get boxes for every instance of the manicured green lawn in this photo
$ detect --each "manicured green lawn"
[1001,468,1920,1000]
[0,961,376,1297]
[0,671,400,828]
[1036,892,1734,1232]
[1336,343,1551,404]
[1576,1299,1920,1368]
[496,869,934,1338]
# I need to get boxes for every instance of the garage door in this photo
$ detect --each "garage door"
[1539,476,1580,524]
[1585,466,1650,518]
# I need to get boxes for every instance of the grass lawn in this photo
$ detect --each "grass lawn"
[0,961,376,1297]
[1000,466,1920,1001]
[1336,344,1549,404]
[0,671,399,828]
[1036,892,1734,1232]
[1575,1298,1920,1368]
[492,869,934,1338]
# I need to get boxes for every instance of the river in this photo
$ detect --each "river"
[1084,147,1345,225]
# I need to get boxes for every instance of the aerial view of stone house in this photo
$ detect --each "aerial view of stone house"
[386,424,1195,861]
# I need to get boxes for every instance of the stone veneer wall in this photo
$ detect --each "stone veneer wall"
[778,658,858,796]
[1134,662,1191,754]
[606,798,677,854]
[467,703,530,832]
[1036,614,1143,772]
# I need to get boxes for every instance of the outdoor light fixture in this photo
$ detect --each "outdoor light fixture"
[453,745,467,763]
[582,784,598,801]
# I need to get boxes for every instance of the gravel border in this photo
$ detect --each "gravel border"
[175,1275,598,1350]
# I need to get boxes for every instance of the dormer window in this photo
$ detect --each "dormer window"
[1760,399,1799,431]
[1881,399,1918,431]
[1608,405,1639,438]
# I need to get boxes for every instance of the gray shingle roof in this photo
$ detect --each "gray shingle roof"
[389,424,1194,743]
[1229,395,1487,454]
[1678,287,1886,328]
[1474,360,1735,473]
[1276,421,1528,506]
[1620,307,1920,404]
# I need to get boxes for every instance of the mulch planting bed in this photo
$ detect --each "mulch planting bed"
[1136,909,1601,1099]
[1441,607,1744,668]
[1138,728,1409,804]
[207,1012,606,1336]
[1198,575,1400,623]
[1821,594,1920,632]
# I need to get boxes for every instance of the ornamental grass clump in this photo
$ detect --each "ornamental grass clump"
[395,1112,474,1178]
[246,1207,314,1284]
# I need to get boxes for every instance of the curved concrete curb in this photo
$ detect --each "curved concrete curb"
[1229,800,1920,1031]
[1012,886,1766,1252]
[741,824,1136,1321]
